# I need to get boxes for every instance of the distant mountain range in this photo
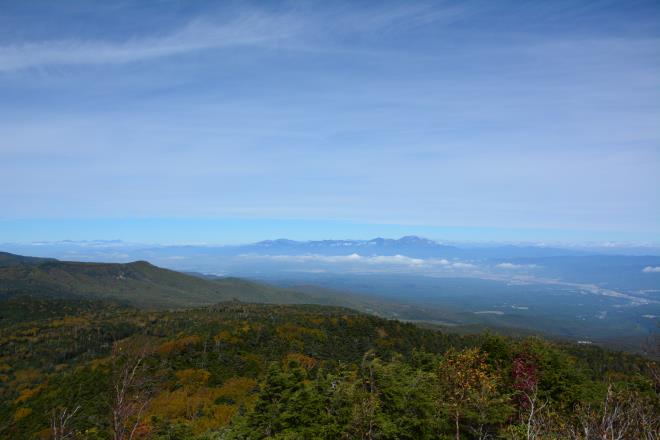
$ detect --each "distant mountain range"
[6,236,660,261]
[1,235,613,262]
[251,236,625,259]
[3,237,660,294]
[242,236,461,257]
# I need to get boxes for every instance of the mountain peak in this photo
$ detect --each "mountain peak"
[398,236,437,245]
[255,239,299,247]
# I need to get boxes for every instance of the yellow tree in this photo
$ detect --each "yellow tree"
[435,348,505,440]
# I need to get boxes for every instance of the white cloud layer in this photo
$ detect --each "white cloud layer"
[643,266,660,273]
[239,253,477,270]
[496,263,539,269]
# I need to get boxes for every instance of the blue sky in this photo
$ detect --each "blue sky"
[1,0,659,244]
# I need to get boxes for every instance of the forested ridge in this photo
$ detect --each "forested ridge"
[1,295,658,440]
[0,252,317,309]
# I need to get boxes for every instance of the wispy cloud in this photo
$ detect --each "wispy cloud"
[643,266,660,273]
[329,2,467,33]
[0,13,298,71]
[2,1,659,240]
[0,4,462,72]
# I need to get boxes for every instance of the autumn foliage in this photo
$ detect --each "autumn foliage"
[0,298,657,439]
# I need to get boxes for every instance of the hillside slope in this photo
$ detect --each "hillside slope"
[0,251,55,268]
[0,252,314,308]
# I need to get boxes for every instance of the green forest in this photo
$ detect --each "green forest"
[1,294,658,440]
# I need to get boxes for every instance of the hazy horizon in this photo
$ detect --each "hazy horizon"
[2,219,660,248]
